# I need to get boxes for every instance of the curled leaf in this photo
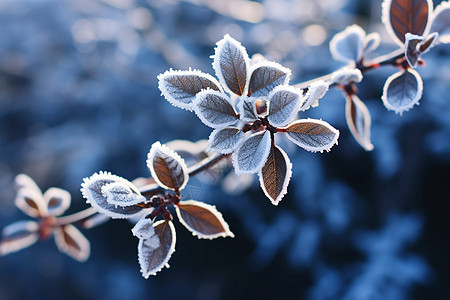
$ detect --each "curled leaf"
[259,145,292,206]
[213,34,249,96]
[284,119,340,152]
[405,33,424,68]
[267,86,302,127]
[175,200,234,239]
[232,131,272,174]
[382,0,432,46]
[54,224,90,262]
[81,172,144,219]
[132,218,161,247]
[418,32,438,53]
[101,182,146,207]
[0,221,39,256]
[208,127,244,154]
[157,69,222,111]
[43,187,71,217]
[429,1,450,43]
[300,80,329,111]
[345,94,374,151]
[193,90,239,128]
[138,220,176,278]
[382,69,423,114]
[331,68,363,85]
[329,25,365,63]
[147,142,189,191]
[237,97,259,122]
[248,61,291,97]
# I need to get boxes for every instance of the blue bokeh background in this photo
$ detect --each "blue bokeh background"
[0,0,449,299]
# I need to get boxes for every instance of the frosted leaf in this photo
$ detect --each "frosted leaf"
[138,220,176,278]
[382,69,423,114]
[43,188,71,217]
[175,200,234,239]
[418,32,438,53]
[405,33,424,68]
[132,218,161,247]
[207,127,244,154]
[248,61,291,97]
[213,34,250,96]
[232,131,271,174]
[345,94,374,151]
[193,90,239,128]
[101,182,146,207]
[54,224,90,262]
[81,172,144,219]
[382,0,432,46]
[331,68,363,85]
[147,142,189,191]
[284,119,340,153]
[14,187,47,218]
[362,32,381,56]
[0,221,39,256]
[237,97,259,122]
[267,86,302,127]
[157,69,222,111]
[429,1,450,43]
[81,213,110,229]
[15,174,41,193]
[300,80,329,111]
[329,25,365,63]
[258,145,293,206]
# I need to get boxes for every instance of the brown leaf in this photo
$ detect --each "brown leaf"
[176,200,234,239]
[383,0,431,44]
[147,142,189,191]
[259,145,292,206]
[345,94,374,151]
[54,224,90,262]
[213,35,249,96]
[138,220,176,278]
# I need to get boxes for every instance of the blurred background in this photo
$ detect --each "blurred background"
[0,0,449,299]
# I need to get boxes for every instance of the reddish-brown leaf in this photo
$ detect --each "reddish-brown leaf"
[138,220,176,278]
[176,200,234,239]
[259,145,292,206]
[383,0,431,44]
[54,224,90,262]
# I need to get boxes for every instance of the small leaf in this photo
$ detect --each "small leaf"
[300,80,329,111]
[132,218,161,246]
[81,172,144,219]
[237,97,259,122]
[193,90,239,128]
[331,68,363,85]
[232,131,271,174]
[0,221,39,256]
[14,188,47,218]
[329,25,366,63]
[382,69,423,114]
[345,94,374,151]
[43,187,71,217]
[405,33,424,68]
[138,220,176,278]
[101,182,146,207]
[157,69,222,111]
[54,224,90,262]
[147,142,189,191]
[208,127,244,154]
[284,119,340,152]
[258,145,292,206]
[429,1,450,43]
[176,200,234,239]
[267,86,302,127]
[248,61,291,97]
[213,34,250,96]
[417,32,438,53]
[362,32,381,56]
[382,0,432,46]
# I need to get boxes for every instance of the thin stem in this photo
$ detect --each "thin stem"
[188,153,228,177]
[54,207,98,226]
